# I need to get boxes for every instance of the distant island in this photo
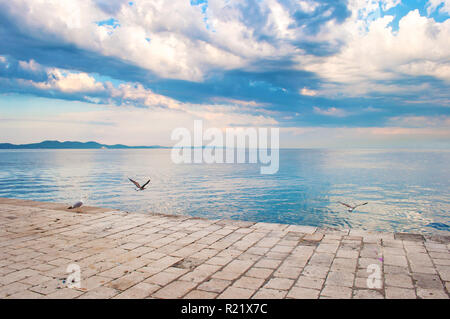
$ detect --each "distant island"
[0,140,169,149]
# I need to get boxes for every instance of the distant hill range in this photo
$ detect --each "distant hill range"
[0,140,169,149]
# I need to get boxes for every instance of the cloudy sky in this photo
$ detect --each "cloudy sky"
[0,0,449,148]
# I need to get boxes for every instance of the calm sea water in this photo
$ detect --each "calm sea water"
[0,149,449,234]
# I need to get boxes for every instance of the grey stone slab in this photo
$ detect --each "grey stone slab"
[412,273,444,289]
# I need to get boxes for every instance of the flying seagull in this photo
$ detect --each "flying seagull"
[128,178,151,191]
[338,201,368,212]
[68,201,83,209]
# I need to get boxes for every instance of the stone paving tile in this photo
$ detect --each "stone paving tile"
[0,199,449,299]
[309,252,334,266]
[184,290,218,299]
[286,287,319,299]
[384,255,408,267]
[46,288,85,299]
[245,268,273,279]
[28,279,61,295]
[436,265,450,281]
[152,281,197,299]
[5,289,43,299]
[273,265,302,279]
[320,285,353,299]
[316,243,339,254]
[336,249,359,259]
[354,277,370,289]
[433,259,450,266]
[107,272,149,291]
[254,258,281,269]
[180,264,221,283]
[81,275,113,290]
[302,265,330,279]
[330,258,357,272]
[358,258,382,268]
[78,286,119,299]
[252,288,287,299]
[352,289,384,299]
[412,273,444,289]
[302,233,323,242]
[197,278,231,293]
[385,274,414,288]
[95,265,131,279]
[264,278,294,290]
[384,265,410,275]
[410,265,437,274]
[211,271,241,281]
[218,287,255,299]
[325,271,355,288]
[295,276,324,290]
[233,276,265,290]
[0,282,31,298]
[20,274,53,286]
[416,288,449,299]
[145,270,186,286]
[113,282,159,299]
[0,269,38,285]
[385,287,417,299]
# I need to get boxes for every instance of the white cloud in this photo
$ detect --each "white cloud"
[1,0,449,100]
[32,69,105,93]
[280,125,450,148]
[105,82,278,126]
[18,59,40,72]
[2,56,279,129]
[313,106,348,117]
[0,101,277,146]
[300,87,318,96]
[427,0,450,15]
[263,0,296,40]
[108,82,182,109]
[298,0,320,13]
[381,0,401,11]
[298,8,450,97]
[387,115,450,128]
[0,0,286,81]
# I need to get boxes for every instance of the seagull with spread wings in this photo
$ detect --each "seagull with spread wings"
[128,178,151,191]
[338,201,368,212]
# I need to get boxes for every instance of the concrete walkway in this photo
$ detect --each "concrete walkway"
[0,197,449,299]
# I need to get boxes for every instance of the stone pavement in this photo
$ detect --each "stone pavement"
[0,197,449,299]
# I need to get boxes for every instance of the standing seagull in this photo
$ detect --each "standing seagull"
[68,201,83,209]
[338,201,368,212]
[128,178,151,191]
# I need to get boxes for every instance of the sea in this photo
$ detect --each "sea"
[0,148,449,235]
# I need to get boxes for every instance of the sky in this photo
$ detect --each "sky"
[0,0,449,148]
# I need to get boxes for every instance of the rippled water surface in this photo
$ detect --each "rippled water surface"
[0,149,449,234]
